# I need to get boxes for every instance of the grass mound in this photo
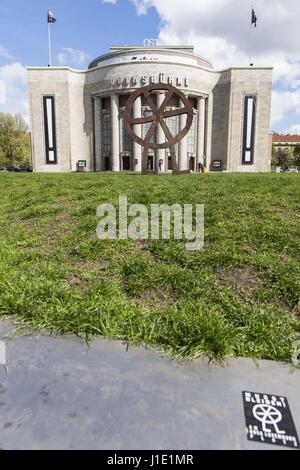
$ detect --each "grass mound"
[0,172,299,361]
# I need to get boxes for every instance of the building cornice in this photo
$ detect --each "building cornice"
[88,46,214,70]
[27,63,273,75]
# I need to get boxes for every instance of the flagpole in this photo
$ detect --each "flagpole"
[249,6,254,65]
[48,20,52,67]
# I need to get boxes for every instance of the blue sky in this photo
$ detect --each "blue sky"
[0,0,160,68]
[1,0,300,133]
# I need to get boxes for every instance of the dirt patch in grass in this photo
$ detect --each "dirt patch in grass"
[71,258,110,271]
[279,250,293,261]
[21,217,40,229]
[134,288,175,309]
[134,240,156,261]
[44,212,72,231]
[67,273,87,288]
[216,266,261,291]
[293,304,300,318]
[39,213,74,254]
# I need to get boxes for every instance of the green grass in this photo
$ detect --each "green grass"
[0,172,299,362]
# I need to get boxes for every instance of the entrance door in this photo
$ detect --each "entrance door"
[122,156,131,171]
[147,155,154,171]
[104,157,110,171]
[189,157,195,171]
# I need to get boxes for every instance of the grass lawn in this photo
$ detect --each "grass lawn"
[0,172,299,362]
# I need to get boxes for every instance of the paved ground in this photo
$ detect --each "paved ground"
[0,319,299,450]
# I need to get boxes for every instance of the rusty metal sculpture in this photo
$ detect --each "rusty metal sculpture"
[123,83,194,174]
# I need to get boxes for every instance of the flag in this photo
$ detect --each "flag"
[48,10,56,23]
[252,8,257,27]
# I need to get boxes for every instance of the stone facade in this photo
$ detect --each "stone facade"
[28,45,273,173]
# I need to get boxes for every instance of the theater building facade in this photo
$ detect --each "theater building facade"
[28,45,273,173]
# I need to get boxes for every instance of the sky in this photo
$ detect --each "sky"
[1,0,300,133]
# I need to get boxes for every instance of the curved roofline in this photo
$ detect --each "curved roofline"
[27,63,273,75]
[88,46,214,70]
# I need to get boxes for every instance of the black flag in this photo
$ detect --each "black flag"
[48,10,56,23]
[252,8,257,27]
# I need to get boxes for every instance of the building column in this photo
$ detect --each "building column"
[133,96,142,172]
[178,95,188,171]
[197,96,206,167]
[157,91,166,172]
[205,94,212,172]
[111,94,120,172]
[94,96,102,171]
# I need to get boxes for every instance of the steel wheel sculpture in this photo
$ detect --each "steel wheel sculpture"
[124,83,194,174]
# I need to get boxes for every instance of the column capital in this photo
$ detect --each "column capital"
[111,93,119,102]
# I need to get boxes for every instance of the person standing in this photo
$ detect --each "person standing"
[198,161,204,173]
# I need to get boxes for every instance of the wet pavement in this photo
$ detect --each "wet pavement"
[0,319,299,450]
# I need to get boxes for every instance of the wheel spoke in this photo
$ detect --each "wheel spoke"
[159,118,174,143]
[158,89,174,113]
[163,108,188,119]
[128,115,154,125]
[144,120,157,143]
[143,91,157,114]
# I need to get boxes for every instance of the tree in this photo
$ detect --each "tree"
[0,113,31,167]
[294,145,300,166]
[272,149,289,170]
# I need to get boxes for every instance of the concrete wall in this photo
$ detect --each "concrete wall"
[227,68,273,172]
[28,68,72,172]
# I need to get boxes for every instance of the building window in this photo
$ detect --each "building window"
[165,113,178,140]
[242,95,256,164]
[101,110,112,156]
[43,96,57,164]
[120,110,133,154]
[165,109,179,159]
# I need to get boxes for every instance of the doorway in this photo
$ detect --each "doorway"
[189,157,195,171]
[122,156,131,171]
[147,155,154,171]
[104,157,110,171]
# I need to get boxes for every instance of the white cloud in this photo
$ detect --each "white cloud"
[102,0,118,4]
[285,124,300,134]
[0,62,29,123]
[0,46,13,60]
[130,0,300,130]
[57,48,90,67]
[0,81,5,104]
[271,90,300,126]
[130,0,151,15]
